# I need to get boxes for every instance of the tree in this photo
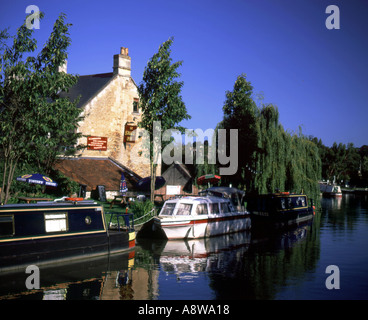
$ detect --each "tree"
[220,74,259,190]
[219,74,321,202]
[0,13,82,204]
[137,38,191,202]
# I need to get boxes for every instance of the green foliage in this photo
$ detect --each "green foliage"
[137,37,191,202]
[129,200,155,220]
[220,74,321,201]
[0,13,82,203]
[220,74,259,190]
[0,161,78,203]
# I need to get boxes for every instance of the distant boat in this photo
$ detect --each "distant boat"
[246,192,315,225]
[320,183,342,197]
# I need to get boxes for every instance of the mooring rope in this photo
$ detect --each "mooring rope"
[133,208,156,226]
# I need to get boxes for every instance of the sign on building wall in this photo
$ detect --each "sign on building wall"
[166,185,181,195]
[124,124,137,143]
[87,136,108,151]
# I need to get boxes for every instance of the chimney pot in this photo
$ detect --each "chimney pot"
[113,47,131,77]
[120,47,129,56]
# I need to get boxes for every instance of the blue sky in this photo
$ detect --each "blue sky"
[2,0,368,147]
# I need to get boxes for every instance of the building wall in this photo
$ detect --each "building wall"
[75,49,160,178]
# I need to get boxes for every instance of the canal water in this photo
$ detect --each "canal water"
[1,194,367,300]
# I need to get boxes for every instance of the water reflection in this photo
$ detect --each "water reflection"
[1,218,318,300]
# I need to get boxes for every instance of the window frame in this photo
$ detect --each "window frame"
[209,203,220,214]
[44,212,68,233]
[176,203,193,216]
[0,215,15,237]
[196,203,209,215]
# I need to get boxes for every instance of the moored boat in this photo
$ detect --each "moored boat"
[246,192,315,225]
[152,191,251,240]
[0,200,135,272]
[320,183,343,197]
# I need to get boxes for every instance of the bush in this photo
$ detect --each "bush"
[129,200,155,220]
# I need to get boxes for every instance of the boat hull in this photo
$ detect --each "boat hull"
[250,208,314,225]
[0,230,136,272]
[0,202,135,272]
[153,214,251,240]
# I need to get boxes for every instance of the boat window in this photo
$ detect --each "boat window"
[176,203,193,215]
[0,215,14,237]
[295,196,306,207]
[220,202,230,213]
[209,203,220,214]
[44,212,68,233]
[196,204,208,215]
[279,198,286,210]
[285,196,307,209]
[161,203,176,215]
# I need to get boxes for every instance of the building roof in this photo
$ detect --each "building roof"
[60,72,138,109]
[59,73,115,108]
[54,157,142,191]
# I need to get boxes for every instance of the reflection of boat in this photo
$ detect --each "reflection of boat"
[0,200,135,272]
[155,232,251,275]
[152,193,251,240]
[0,250,135,300]
[246,192,314,225]
[320,183,342,197]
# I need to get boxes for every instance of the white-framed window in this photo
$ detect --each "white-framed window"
[176,203,193,215]
[44,212,68,233]
[196,204,208,215]
[161,203,176,215]
[209,203,220,214]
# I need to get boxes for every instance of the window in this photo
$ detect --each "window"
[209,203,219,214]
[0,215,14,237]
[45,212,67,233]
[220,202,230,213]
[133,98,139,113]
[196,204,208,215]
[176,203,193,215]
[161,203,176,215]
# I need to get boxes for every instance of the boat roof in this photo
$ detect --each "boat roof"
[164,196,231,205]
[0,200,99,211]
[200,186,245,197]
[247,193,307,198]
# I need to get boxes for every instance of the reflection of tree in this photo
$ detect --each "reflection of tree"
[321,195,361,232]
[208,215,321,299]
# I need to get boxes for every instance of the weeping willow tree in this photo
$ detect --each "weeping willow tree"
[220,74,321,202]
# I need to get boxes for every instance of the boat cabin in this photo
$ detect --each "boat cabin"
[246,192,314,222]
[0,200,135,271]
[159,196,236,217]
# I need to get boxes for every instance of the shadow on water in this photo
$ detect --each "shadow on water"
[2,194,367,300]
[1,215,320,300]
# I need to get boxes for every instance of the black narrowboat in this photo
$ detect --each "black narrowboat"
[246,192,315,225]
[0,200,135,271]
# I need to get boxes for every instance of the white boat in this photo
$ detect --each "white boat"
[320,183,342,197]
[153,193,251,240]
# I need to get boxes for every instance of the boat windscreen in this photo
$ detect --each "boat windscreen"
[161,203,176,215]
[176,203,193,215]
